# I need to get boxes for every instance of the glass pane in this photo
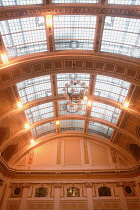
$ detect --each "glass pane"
[35,188,48,197]
[0,17,47,58]
[101,16,140,58]
[88,121,114,139]
[25,102,54,124]
[52,0,98,2]
[90,102,121,123]
[54,15,96,50]
[94,75,130,103]
[0,0,43,6]
[59,100,86,115]
[57,73,90,94]
[60,119,84,131]
[16,75,51,104]
[32,122,56,138]
[108,0,140,5]
[67,187,80,197]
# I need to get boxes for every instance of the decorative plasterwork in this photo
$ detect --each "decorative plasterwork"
[0,6,140,20]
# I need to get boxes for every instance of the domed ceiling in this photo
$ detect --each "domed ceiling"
[0,0,140,176]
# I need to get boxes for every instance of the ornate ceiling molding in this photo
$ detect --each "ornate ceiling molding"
[0,6,140,20]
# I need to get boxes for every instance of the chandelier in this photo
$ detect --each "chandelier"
[62,64,89,110]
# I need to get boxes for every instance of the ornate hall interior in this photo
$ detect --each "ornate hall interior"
[0,0,140,210]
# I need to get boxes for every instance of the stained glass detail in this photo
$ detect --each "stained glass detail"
[35,187,48,197]
[67,187,80,197]
[52,0,97,2]
[88,121,114,138]
[25,102,54,124]
[94,75,130,103]
[101,17,140,58]
[60,119,84,132]
[0,17,47,58]
[54,15,96,50]
[32,122,56,138]
[108,0,140,5]
[16,75,51,104]
[0,0,43,6]
[57,73,90,94]
[90,102,121,123]
[59,100,86,115]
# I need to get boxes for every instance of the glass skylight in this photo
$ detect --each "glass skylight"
[57,73,90,94]
[0,17,47,58]
[101,17,140,58]
[90,102,121,124]
[60,119,84,132]
[88,121,114,139]
[94,75,130,103]
[0,0,43,6]
[54,15,96,50]
[32,122,56,139]
[59,100,86,115]
[16,75,51,104]
[52,0,98,3]
[108,0,140,5]
[25,102,54,124]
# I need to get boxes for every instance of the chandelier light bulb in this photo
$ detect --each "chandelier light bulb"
[80,89,85,94]
[124,101,129,108]
[25,123,30,129]
[76,80,80,84]
[65,83,69,88]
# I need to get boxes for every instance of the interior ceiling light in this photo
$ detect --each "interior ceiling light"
[17,101,23,109]
[56,120,60,125]
[62,63,89,111]
[30,139,35,144]
[25,123,30,129]
[123,101,129,108]
[1,53,9,64]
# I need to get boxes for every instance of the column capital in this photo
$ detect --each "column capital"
[116,181,124,187]
[23,183,30,188]
[85,182,93,188]
[54,183,61,188]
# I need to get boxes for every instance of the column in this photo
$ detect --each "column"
[134,179,140,203]
[53,183,61,210]
[85,182,94,210]
[116,182,128,210]
[0,180,11,210]
[19,183,30,210]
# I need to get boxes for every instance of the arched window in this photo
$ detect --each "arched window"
[98,186,111,196]
[35,187,48,197]
[67,187,80,197]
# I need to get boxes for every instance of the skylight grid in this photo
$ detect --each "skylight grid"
[88,121,114,139]
[25,102,54,124]
[60,119,84,131]
[54,15,96,50]
[52,0,98,3]
[32,122,56,138]
[94,75,130,103]
[0,17,47,58]
[16,75,51,104]
[101,17,140,58]
[90,102,121,124]
[0,0,43,6]
[59,100,86,115]
[57,73,90,94]
[108,0,140,5]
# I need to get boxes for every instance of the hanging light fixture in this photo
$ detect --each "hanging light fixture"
[62,63,89,111]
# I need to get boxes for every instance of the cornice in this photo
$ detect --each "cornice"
[0,5,140,20]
